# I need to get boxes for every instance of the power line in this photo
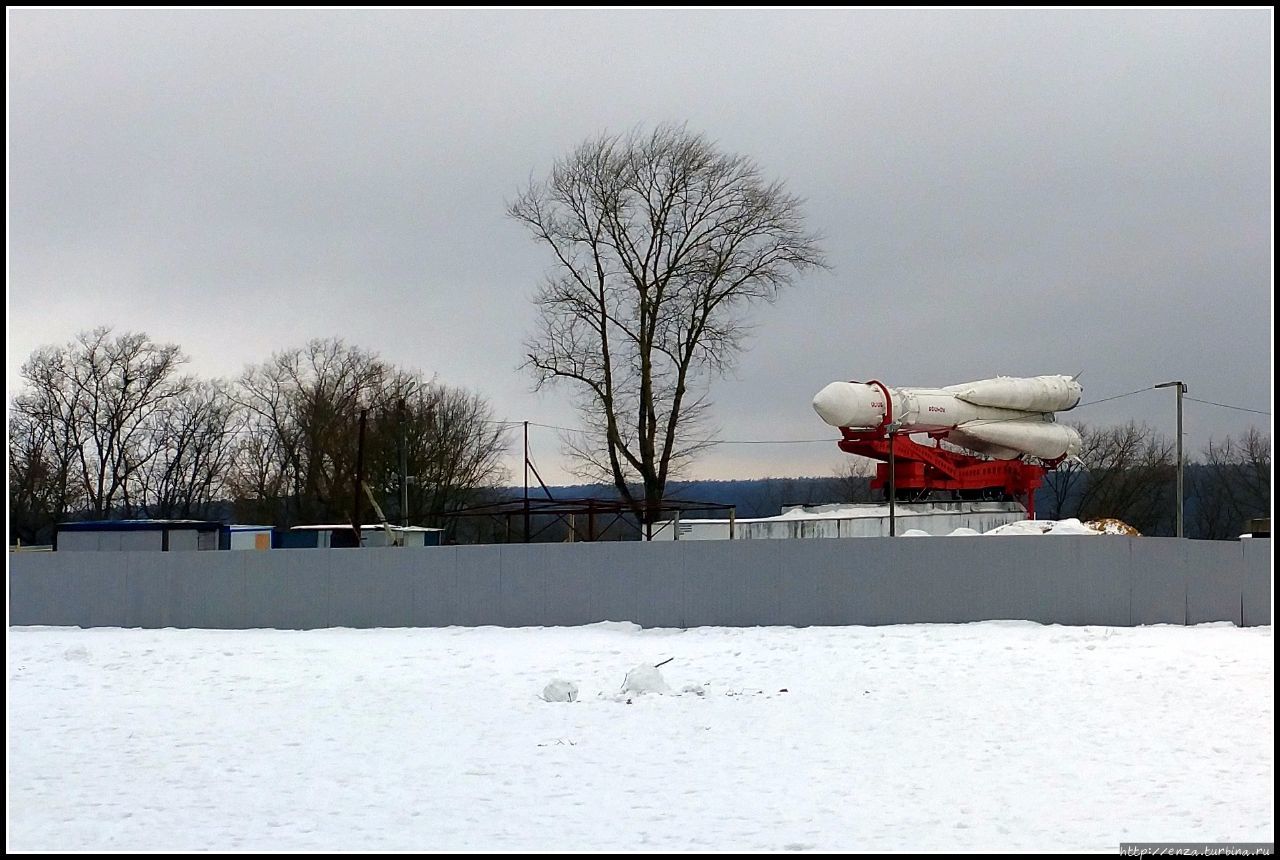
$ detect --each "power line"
[497,385,1170,446]
[714,438,836,445]
[1076,386,1154,407]
[1184,396,1270,416]
[498,385,1269,449]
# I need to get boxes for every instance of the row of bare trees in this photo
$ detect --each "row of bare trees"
[1187,428,1270,539]
[1037,421,1268,537]
[8,328,508,545]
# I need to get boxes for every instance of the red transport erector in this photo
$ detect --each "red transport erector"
[814,375,1084,518]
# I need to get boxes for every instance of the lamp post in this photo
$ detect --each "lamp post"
[887,421,902,537]
[1154,381,1186,538]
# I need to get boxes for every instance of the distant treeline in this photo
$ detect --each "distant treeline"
[9,329,510,546]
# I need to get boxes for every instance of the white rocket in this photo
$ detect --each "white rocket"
[812,375,1083,461]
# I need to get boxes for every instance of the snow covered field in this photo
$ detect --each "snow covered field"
[7,622,1273,851]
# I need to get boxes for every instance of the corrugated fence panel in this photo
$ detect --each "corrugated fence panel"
[1241,539,1271,627]
[8,538,1272,629]
[173,550,247,629]
[410,545,459,628]
[1184,538,1245,625]
[453,545,502,627]
[1129,539,1189,625]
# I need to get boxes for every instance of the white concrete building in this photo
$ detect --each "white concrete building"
[650,501,1026,540]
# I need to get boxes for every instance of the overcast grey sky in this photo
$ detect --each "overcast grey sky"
[8,9,1273,484]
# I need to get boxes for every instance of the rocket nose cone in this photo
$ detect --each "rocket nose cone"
[814,381,888,429]
[813,382,858,428]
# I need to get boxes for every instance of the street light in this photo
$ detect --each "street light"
[1154,381,1187,538]
[886,421,902,537]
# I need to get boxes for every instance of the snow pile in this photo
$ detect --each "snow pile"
[1044,518,1103,535]
[982,517,1115,536]
[621,663,671,695]
[1085,517,1141,536]
[886,519,1136,537]
[983,519,1056,536]
[540,679,579,702]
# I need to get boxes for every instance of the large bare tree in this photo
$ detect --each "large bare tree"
[236,338,402,524]
[13,328,192,520]
[363,383,509,528]
[510,123,826,523]
[234,338,507,526]
[8,405,84,544]
[133,380,244,520]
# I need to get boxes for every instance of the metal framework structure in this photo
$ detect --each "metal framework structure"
[838,429,1051,516]
[440,497,738,542]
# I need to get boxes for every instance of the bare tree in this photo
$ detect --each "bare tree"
[8,405,84,544]
[234,338,507,527]
[1049,421,1175,534]
[364,383,509,527]
[1192,428,1271,539]
[133,381,244,520]
[14,328,192,520]
[834,456,878,504]
[1040,445,1089,520]
[226,413,293,526]
[510,123,826,523]
[236,338,393,523]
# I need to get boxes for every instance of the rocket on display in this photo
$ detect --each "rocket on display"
[812,374,1083,461]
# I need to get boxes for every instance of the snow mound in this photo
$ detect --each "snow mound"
[983,519,1055,536]
[62,646,90,662]
[540,679,579,702]
[1085,517,1141,536]
[622,664,671,695]
[900,529,931,537]
[585,621,642,634]
[983,518,1120,536]
[976,517,1139,536]
[1046,518,1101,535]
[947,527,981,536]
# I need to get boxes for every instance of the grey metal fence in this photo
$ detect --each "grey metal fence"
[7,537,1270,629]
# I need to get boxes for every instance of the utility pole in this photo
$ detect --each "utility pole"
[398,397,408,527]
[523,420,530,543]
[352,407,369,546]
[1155,381,1187,538]
[887,421,900,537]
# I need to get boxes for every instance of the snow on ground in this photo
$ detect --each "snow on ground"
[982,518,1101,536]
[7,622,1273,851]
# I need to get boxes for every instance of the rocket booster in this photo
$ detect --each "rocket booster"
[812,375,1083,461]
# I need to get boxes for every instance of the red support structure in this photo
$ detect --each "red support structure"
[838,429,1049,517]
